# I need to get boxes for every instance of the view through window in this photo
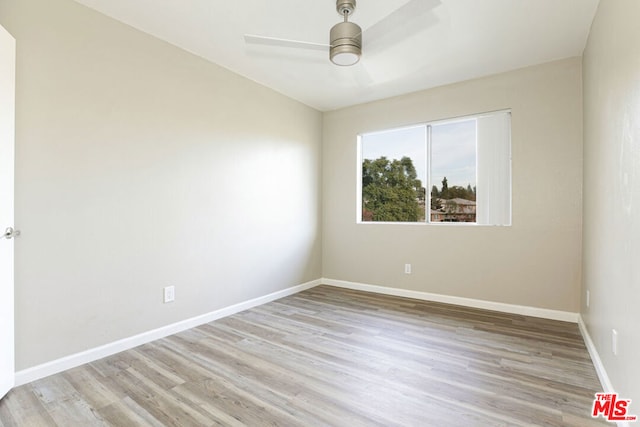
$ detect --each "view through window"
[430,119,477,223]
[359,111,511,225]
[361,126,426,222]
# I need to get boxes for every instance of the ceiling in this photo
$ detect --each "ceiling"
[73,0,600,111]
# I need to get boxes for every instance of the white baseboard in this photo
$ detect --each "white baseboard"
[578,316,630,427]
[321,278,580,323]
[577,315,614,393]
[12,278,590,386]
[16,277,622,425]
[14,279,321,386]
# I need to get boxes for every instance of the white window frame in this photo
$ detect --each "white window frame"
[357,109,511,226]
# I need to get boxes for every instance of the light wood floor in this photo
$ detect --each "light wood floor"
[0,285,607,426]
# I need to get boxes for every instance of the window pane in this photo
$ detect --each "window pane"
[430,120,477,223]
[361,126,426,222]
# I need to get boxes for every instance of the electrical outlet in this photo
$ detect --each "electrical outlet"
[612,329,618,356]
[404,263,412,274]
[164,286,175,303]
[586,290,590,308]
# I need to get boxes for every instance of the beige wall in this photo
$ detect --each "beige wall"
[323,58,584,312]
[0,0,322,369]
[582,0,640,403]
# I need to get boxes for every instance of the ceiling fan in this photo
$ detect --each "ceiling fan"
[244,0,441,67]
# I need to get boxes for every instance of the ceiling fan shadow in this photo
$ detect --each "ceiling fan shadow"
[352,61,376,87]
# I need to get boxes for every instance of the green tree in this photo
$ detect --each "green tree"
[446,185,476,201]
[434,179,476,202]
[362,156,424,222]
[430,185,441,211]
[430,195,442,211]
[431,185,439,198]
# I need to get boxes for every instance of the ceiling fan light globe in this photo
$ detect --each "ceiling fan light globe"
[331,49,360,66]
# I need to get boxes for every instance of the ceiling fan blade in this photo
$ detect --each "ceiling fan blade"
[244,34,330,52]
[362,0,441,54]
[354,61,376,87]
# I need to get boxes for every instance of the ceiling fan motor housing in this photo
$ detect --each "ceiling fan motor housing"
[330,21,362,66]
[336,0,356,16]
[330,0,361,66]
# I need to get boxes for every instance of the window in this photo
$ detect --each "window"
[358,110,511,225]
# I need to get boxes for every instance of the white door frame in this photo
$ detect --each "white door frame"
[0,23,16,400]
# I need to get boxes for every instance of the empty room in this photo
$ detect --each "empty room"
[0,0,638,425]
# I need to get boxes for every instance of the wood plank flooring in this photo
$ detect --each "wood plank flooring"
[0,285,608,426]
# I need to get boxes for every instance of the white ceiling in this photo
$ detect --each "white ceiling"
[73,0,600,111]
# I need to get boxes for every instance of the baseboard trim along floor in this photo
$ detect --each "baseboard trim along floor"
[14,279,321,386]
[576,316,630,427]
[16,276,614,411]
[4,285,609,426]
[577,316,615,393]
[322,278,580,323]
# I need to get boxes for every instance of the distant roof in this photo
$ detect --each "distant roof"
[441,198,476,206]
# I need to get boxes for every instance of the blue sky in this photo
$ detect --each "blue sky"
[431,119,476,190]
[361,119,476,190]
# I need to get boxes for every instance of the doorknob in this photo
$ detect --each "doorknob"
[2,226,19,240]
